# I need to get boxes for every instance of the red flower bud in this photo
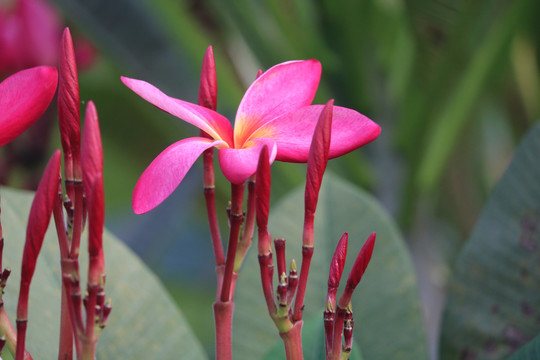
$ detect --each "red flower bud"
[303,99,333,247]
[255,145,271,254]
[87,174,105,286]
[81,100,103,199]
[18,150,61,319]
[88,174,104,258]
[338,232,376,307]
[58,27,81,172]
[328,232,348,289]
[198,46,217,111]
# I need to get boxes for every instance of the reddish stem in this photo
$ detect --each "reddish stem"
[81,285,98,360]
[292,246,314,322]
[330,306,348,360]
[279,321,304,360]
[324,309,334,358]
[58,284,74,360]
[53,187,69,259]
[213,301,234,360]
[201,140,224,268]
[0,304,19,356]
[274,238,287,278]
[343,314,354,356]
[286,263,298,308]
[205,187,225,266]
[15,320,28,360]
[220,182,244,302]
[258,253,276,315]
[70,180,84,258]
[235,177,256,271]
[62,260,83,357]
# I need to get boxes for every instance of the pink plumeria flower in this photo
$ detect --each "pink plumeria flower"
[0,0,97,74]
[0,0,61,72]
[0,66,58,146]
[122,59,380,214]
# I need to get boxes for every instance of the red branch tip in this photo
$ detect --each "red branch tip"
[328,232,348,289]
[87,175,105,285]
[326,232,348,309]
[338,232,376,307]
[256,145,271,254]
[18,150,61,335]
[303,99,333,247]
[58,27,81,160]
[81,100,103,200]
[198,46,217,111]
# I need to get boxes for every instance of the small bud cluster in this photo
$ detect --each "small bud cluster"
[255,99,377,359]
[324,232,376,359]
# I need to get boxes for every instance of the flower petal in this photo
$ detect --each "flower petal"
[121,76,233,145]
[133,137,224,214]
[234,60,321,147]
[253,105,381,162]
[218,138,277,184]
[0,66,58,146]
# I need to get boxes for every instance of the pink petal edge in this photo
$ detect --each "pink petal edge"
[218,138,277,184]
[121,76,233,145]
[234,60,321,148]
[0,66,58,146]
[133,137,224,214]
[252,105,381,162]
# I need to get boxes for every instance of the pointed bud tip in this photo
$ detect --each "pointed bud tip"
[290,258,297,271]
[328,233,348,288]
[346,232,376,289]
[199,46,217,110]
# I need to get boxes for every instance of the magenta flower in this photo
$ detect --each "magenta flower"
[0,0,61,72]
[0,65,58,146]
[122,59,380,214]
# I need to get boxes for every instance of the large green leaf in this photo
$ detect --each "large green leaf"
[508,333,540,360]
[0,187,207,359]
[233,174,428,360]
[440,124,540,359]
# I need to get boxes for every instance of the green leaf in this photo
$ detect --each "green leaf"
[508,333,540,360]
[233,174,428,360]
[440,124,540,359]
[0,187,207,359]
